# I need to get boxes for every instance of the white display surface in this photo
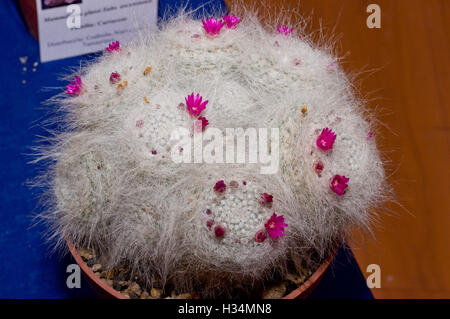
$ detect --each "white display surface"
[36,0,158,62]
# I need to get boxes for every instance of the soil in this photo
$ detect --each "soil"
[77,247,315,299]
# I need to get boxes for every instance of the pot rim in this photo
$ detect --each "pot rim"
[67,239,338,299]
[282,247,337,299]
[67,240,127,299]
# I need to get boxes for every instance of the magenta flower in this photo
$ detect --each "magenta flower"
[202,18,225,36]
[213,180,226,194]
[254,230,267,243]
[316,128,336,151]
[223,15,240,29]
[214,225,225,238]
[314,161,324,174]
[109,72,121,84]
[330,175,349,196]
[194,116,209,132]
[265,213,287,239]
[106,41,120,53]
[259,193,273,206]
[185,93,208,117]
[277,25,293,36]
[66,76,82,95]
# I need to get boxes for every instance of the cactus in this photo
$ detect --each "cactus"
[34,9,390,298]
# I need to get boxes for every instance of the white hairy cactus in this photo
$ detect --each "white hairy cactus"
[34,7,390,298]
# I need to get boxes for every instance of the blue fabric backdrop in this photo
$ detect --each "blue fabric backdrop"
[0,0,372,299]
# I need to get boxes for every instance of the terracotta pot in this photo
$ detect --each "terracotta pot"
[67,240,126,299]
[282,248,337,299]
[67,239,337,299]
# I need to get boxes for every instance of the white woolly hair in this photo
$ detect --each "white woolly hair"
[31,4,391,298]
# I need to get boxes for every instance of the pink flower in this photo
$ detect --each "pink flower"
[259,193,273,206]
[316,128,336,151]
[66,76,82,95]
[214,225,225,237]
[202,18,225,36]
[314,161,324,174]
[106,41,120,53]
[109,72,121,84]
[223,15,240,29]
[265,213,287,239]
[254,230,267,243]
[194,116,209,132]
[185,93,208,117]
[330,175,349,196]
[213,180,226,194]
[277,25,293,36]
